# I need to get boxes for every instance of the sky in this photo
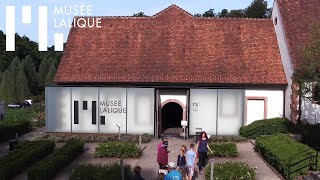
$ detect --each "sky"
[0,0,274,47]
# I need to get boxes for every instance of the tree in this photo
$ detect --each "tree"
[45,62,57,86]
[193,13,203,17]
[294,24,320,103]
[0,71,2,84]
[218,9,229,17]
[133,12,147,17]
[23,55,39,95]
[203,9,216,17]
[245,0,269,18]
[228,10,247,18]
[16,69,30,103]
[38,58,51,87]
[0,70,16,102]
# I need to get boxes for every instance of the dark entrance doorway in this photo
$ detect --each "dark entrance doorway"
[161,102,183,134]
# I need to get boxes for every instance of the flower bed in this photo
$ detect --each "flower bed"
[208,142,237,157]
[0,140,55,180]
[94,141,142,158]
[239,118,293,138]
[205,161,255,180]
[28,141,84,180]
[70,164,131,180]
[256,133,318,179]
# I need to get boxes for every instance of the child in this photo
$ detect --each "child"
[186,143,196,180]
[177,148,186,170]
[181,145,187,155]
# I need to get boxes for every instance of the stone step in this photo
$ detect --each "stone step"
[303,175,314,180]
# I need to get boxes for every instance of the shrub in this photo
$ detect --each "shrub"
[0,119,32,142]
[209,136,247,143]
[70,164,131,180]
[205,161,255,180]
[0,140,55,180]
[208,142,237,157]
[28,141,84,180]
[301,124,320,148]
[43,133,152,143]
[94,142,142,158]
[240,118,293,138]
[256,133,318,179]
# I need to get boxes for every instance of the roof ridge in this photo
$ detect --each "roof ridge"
[195,16,272,21]
[153,4,193,17]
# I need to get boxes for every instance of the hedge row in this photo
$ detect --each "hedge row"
[94,142,142,158]
[0,119,32,142]
[28,141,84,180]
[0,140,55,180]
[301,124,320,148]
[209,136,247,143]
[205,162,255,180]
[70,164,131,180]
[208,142,237,157]
[43,133,152,143]
[240,118,293,138]
[256,133,318,179]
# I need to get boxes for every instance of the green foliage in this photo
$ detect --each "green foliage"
[23,55,39,95]
[209,136,247,143]
[208,142,237,157]
[0,140,55,180]
[239,118,294,138]
[203,9,216,17]
[38,58,51,87]
[45,62,57,86]
[132,12,147,17]
[28,141,84,180]
[301,124,320,148]
[16,69,31,102]
[71,164,132,180]
[256,134,318,179]
[0,119,32,142]
[94,142,142,158]
[205,162,255,180]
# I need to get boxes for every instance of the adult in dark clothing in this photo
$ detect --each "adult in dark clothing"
[131,166,145,180]
[196,131,212,174]
[177,148,186,169]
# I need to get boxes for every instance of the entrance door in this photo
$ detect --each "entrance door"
[161,102,183,136]
[246,99,267,125]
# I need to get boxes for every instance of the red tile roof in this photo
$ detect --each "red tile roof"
[54,5,287,86]
[277,0,320,70]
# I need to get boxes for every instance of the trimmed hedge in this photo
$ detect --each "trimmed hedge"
[208,142,237,157]
[301,124,320,148]
[94,142,142,158]
[28,141,84,180]
[70,164,131,180]
[205,162,255,180]
[0,140,55,180]
[209,136,247,143]
[0,119,32,142]
[240,118,293,138]
[43,133,152,143]
[256,133,318,179]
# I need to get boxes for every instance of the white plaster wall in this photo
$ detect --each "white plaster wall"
[272,1,294,120]
[245,90,284,120]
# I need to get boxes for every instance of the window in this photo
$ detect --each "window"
[74,101,79,124]
[274,17,278,25]
[313,83,320,103]
[92,101,97,124]
[83,101,87,110]
[100,116,105,125]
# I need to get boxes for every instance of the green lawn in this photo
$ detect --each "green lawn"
[4,108,36,122]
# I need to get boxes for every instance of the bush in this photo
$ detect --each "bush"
[208,142,237,157]
[205,161,255,180]
[0,140,55,180]
[209,136,247,143]
[256,133,318,179]
[43,133,152,143]
[0,119,32,142]
[240,118,293,138]
[94,142,142,158]
[70,164,131,180]
[301,124,320,148]
[28,141,84,180]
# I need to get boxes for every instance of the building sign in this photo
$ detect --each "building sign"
[192,102,200,112]
[100,100,126,113]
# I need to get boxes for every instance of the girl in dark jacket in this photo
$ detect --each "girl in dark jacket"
[196,131,212,174]
[177,148,186,169]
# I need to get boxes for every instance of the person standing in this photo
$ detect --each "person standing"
[131,166,145,180]
[164,162,182,180]
[196,131,212,174]
[157,140,169,169]
[186,143,197,180]
[176,148,186,170]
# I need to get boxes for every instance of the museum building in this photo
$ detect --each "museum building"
[46,5,287,138]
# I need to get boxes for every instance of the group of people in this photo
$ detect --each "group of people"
[157,131,213,180]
